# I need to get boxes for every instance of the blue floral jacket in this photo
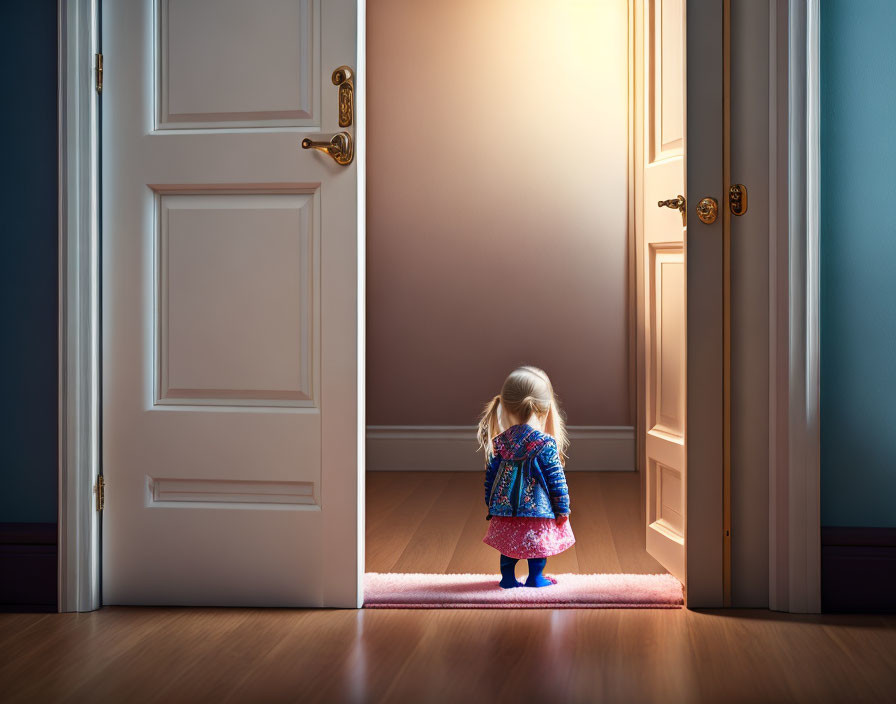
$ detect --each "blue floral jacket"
[484,424,570,519]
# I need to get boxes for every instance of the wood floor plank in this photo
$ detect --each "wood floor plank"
[565,473,623,573]
[820,616,896,701]
[444,490,500,574]
[1,609,894,703]
[365,471,426,534]
[1,609,185,703]
[598,473,668,574]
[309,610,432,703]
[0,612,50,653]
[391,472,479,573]
[365,472,452,572]
[587,610,698,702]
[222,610,373,703]
[368,470,664,577]
[85,610,259,704]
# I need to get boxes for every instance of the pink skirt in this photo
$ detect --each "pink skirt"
[483,516,575,559]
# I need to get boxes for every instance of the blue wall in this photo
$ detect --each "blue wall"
[0,1,59,523]
[821,0,896,527]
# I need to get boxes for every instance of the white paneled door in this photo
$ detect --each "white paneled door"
[102,0,361,606]
[641,0,687,582]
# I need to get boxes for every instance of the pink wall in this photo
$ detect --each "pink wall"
[366,0,631,427]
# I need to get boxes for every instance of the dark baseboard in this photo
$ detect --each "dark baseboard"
[0,522,57,612]
[822,526,896,613]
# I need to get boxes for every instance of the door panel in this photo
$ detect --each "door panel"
[158,0,319,128]
[641,0,687,582]
[102,0,360,606]
[158,191,319,406]
[652,248,685,436]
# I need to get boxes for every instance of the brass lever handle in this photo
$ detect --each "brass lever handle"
[658,195,686,212]
[301,131,354,166]
[658,194,686,225]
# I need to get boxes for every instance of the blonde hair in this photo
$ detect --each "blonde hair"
[477,366,568,465]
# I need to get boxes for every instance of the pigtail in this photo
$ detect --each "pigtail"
[477,395,502,460]
[518,395,539,423]
[543,397,569,465]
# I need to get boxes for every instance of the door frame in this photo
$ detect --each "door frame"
[57,0,819,612]
[767,0,821,613]
[58,0,101,613]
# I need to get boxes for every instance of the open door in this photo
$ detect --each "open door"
[638,0,687,583]
[102,0,362,607]
[637,0,727,599]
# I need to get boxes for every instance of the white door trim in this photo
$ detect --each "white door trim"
[57,0,101,612]
[767,0,821,613]
[355,0,368,611]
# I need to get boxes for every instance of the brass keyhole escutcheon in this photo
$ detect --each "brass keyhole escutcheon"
[696,197,719,224]
[729,184,748,216]
[332,66,354,128]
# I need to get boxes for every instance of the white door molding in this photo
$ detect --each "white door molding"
[767,0,821,613]
[57,0,101,613]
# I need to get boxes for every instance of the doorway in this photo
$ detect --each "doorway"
[84,0,735,611]
[364,0,686,592]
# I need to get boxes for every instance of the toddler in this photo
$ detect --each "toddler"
[478,366,574,588]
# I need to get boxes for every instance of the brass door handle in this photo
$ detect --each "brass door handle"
[658,195,686,225]
[301,131,354,166]
[658,195,686,212]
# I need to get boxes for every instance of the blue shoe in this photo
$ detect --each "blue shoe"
[499,554,524,588]
[524,558,557,587]
[499,575,525,589]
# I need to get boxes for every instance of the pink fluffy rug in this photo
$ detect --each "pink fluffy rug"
[364,572,683,609]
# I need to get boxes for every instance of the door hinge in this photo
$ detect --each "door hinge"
[95,53,103,94]
[95,474,105,512]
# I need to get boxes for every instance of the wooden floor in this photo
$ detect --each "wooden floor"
[366,471,667,577]
[2,608,895,702]
[2,471,893,702]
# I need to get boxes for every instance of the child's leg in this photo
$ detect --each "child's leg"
[525,558,556,587]
[499,554,524,588]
